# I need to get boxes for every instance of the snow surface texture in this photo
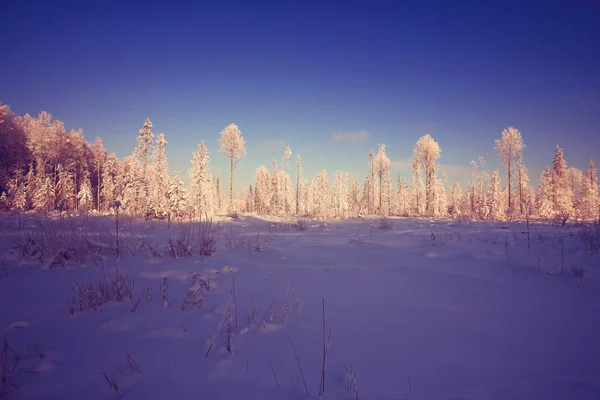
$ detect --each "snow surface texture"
[0,213,599,400]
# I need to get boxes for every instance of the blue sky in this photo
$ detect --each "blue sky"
[2,1,599,191]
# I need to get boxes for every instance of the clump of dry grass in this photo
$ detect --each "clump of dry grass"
[570,265,586,279]
[292,218,310,231]
[579,224,600,253]
[376,216,393,230]
[1,336,23,400]
[167,219,220,258]
[68,265,138,315]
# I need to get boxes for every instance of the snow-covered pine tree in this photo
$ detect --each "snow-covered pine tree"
[188,141,214,219]
[152,133,170,218]
[449,182,462,217]
[551,146,574,217]
[535,167,553,219]
[381,168,393,215]
[579,160,599,221]
[313,170,329,219]
[33,176,54,213]
[487,170,503,220]
[121,155,143,215]
[25,163,37,210]
[168,171,187,218]
[254,166,271,214]
[100,153,119,211]
[134,118,155,213]
[56,164,75,211]
[269,160,280,215]
[567,167,583,213]
[77,173,93,211]
[7,169,27,211]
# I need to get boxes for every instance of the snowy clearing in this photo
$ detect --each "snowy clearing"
[0,213,599,400]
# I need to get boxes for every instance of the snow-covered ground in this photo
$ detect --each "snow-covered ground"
[1,213,599,400]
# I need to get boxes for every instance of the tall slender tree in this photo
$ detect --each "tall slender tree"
[495,127,524,214]
[413,134,441,215]
[218,123,246,207]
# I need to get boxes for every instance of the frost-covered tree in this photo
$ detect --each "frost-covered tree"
[254,166,271,214]
[295,154,302,215]
[536,167,554,219]
[0,103,29,196]
[313,170,329,219]
[135,118,154,204]
[7,169,27,211]
[551,146,573,217]
[218,123,246,206]
[332,170,348,219]
[77,173,93,211]
[25,163,37,210]
[396,176,409,217]
[413,134,441,215]
[245,184,255,213]
[433,177,448,218]
[168,171,187,218]
[215,175,224,213]
[56,164,75,211]
[101,153,119,211]
[449,182,463,217]
[121,155,143,214]
[34,176,54,213]
[579,160,599,220]
[515,159,530,216]
[188,141,214,218]
[364,150,377,214]
[567,167,583,210]
[348,178,360,217]
[487,170,504,220]
[282,145,292,168]
[91,137,106,211]
[495,127,524,214]
[277,169,292,215]
[374,144,391,214]
[151,133,170,217]
[409,172,425,216]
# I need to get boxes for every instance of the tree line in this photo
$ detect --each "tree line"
[0,102,598,221]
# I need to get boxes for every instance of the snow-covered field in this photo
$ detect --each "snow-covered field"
[1,213,599,400]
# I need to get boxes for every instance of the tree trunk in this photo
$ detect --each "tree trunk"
[507,158,511,212]
[229,156,234,205]
[296,161,300,215]
[97,161,101,211]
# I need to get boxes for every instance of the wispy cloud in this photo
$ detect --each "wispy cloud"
[439,164,471,176]
[331,130,369,145]
[390,159,413,169]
